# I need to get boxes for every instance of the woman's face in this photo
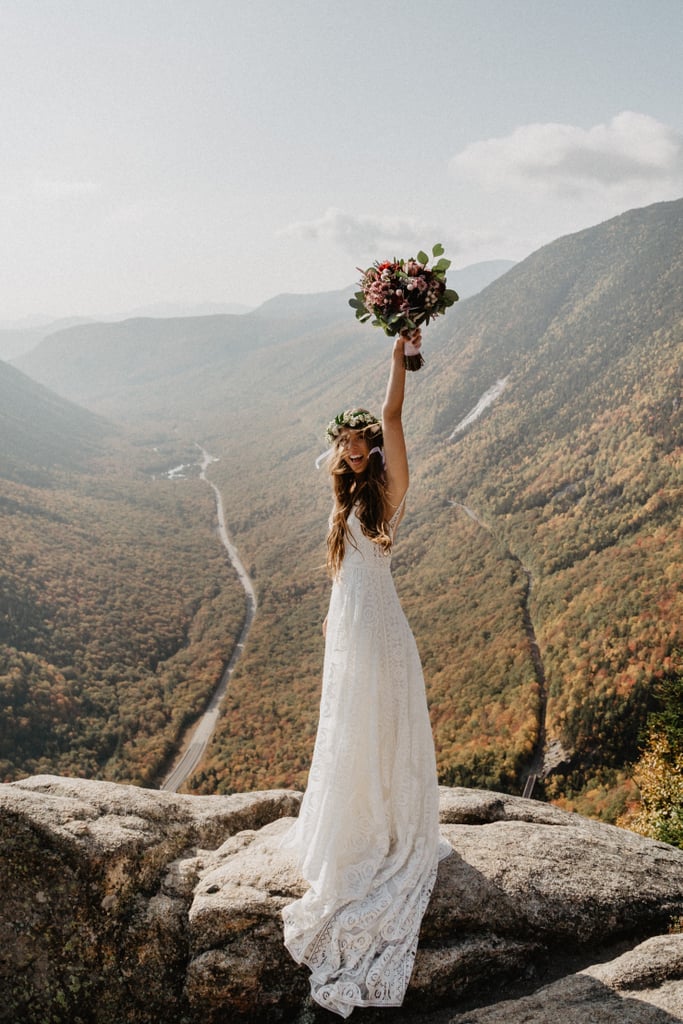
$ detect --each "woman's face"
[337,428,370,474]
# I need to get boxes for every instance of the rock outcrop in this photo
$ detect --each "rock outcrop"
[1,776,682,1023]
[448,934,683,1023]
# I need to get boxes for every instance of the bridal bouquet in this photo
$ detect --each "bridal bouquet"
[349,243,458,370]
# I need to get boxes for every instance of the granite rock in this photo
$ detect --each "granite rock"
[1,776,682,1023]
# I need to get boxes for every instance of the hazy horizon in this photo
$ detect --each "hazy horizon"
[0,256,518,332]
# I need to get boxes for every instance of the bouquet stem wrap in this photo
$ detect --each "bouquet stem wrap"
[403,338,425,372]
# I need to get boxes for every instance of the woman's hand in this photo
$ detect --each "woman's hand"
[396,327,422,357]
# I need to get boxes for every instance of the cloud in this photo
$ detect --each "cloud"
[450,112,683,197]
[276,207,502,267]
[279,113,683,275]
[278,207,443,257]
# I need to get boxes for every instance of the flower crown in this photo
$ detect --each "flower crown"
[325,408,382,446]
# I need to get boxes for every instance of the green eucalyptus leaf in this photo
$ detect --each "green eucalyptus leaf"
[432,243,444,257]
[417,250,429,266]
[443,289,459,304]
[435,258,451,272]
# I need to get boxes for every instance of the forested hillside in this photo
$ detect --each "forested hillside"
[6,200,682,823]
[411,199,682,812]
[189,199,683,815]
[0,361,111,483]
[0,364,246,783]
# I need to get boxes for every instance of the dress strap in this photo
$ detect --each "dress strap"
[387,494,407,532]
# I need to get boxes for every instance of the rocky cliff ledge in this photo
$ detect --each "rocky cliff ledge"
[1,776,681,1023]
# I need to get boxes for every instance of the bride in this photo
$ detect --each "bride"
[282,329,450,1017]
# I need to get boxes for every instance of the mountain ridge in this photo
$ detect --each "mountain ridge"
[0,359,113,482]
[8,258,514,371]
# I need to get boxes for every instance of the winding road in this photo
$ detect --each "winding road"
[160,447,257,793]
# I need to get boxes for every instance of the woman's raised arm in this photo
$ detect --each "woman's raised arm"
[381,329,421,515]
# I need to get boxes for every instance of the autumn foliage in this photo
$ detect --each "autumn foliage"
[2,199,681,831]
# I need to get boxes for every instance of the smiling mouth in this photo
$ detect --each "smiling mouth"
[348,454,363,464]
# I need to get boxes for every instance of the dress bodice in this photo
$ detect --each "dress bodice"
[339,500,405,575]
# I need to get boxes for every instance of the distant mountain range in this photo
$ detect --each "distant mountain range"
[0,318,94,362]
[10,259,513,423]
[1,259,514,364]
[1,203,680,816]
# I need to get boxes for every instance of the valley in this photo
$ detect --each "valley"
[160,447,257,792]
[1,200,681,837]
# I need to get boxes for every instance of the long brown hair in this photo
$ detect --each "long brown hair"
[326,426,392,576]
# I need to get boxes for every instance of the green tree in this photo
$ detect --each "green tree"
[618,675,683,848]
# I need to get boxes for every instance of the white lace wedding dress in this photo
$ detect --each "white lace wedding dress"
[282,499,450,1017]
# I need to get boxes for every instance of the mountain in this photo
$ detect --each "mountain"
[248,286,353,322]
[184,199,682,810]
[395,198,683,807]
[12,307,359,424]
[448,258,516,297]
[116,300,253,319]
[12,260,513,418]
[0,307,251,362]
[248,261,516,322]
[5,200,682,817]
[0,360,112,482]
[0,317,94,362]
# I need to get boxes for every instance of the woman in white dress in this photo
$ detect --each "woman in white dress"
[282,330,449,1017]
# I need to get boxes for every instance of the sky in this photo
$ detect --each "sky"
[1,0,682,322]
